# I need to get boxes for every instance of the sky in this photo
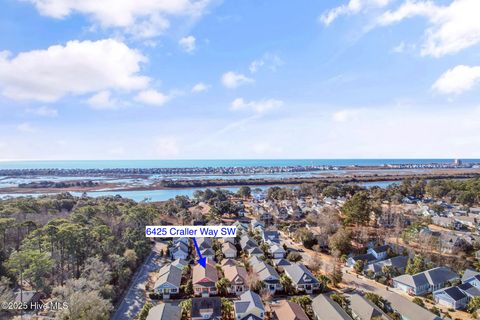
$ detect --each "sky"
[0,0,480,160]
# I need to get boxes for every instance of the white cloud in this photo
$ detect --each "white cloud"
[221,71,254,88]
[135,89,170,106]
[179,35,196,53]
[249,53,284,74]
[87,90,119,109]
[0,39,149,102]
[230,98,283,115]
[17,122,36,133]
[191,82,209,93]
[319,0,392,26]
[433,65,480,95]
[332,109,362,122]
[27,106,58,117]
[23,0,213,38]
[153,136,180,157]
[377,0,480,57]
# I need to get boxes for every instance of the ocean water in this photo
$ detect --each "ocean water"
[0,159,476,170]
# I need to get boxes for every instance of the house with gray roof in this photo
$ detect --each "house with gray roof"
[154,264,182,299]
[346,253,377,268]
[250,257,282,293]
[367,245,390,260]
[170,241,189,260]
[462,269,480,283]
[384,292,441,320]
[234,290,265,320]
[262,230,280,244]
[311,294,352,320]
[269,243,286,259]
[171,258,189,271]
[364,255,408,277]
[146,303,181,320]
[349,294,393,320]
[283,263,320,293]
[222,241,237,258]
[392,267,459,296]
[191,297,222,320]
[247,246,263,257]
[433,286,468,310]
[240,235,258,250]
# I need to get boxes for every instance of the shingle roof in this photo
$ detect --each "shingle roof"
[239,290,265,311]
[311,294,352,320]
[442,286,467,301]
[191,297,222,318]
[283,263,318,285]
[462,268,480,283]
[193,260,218,284]
[222,265,248,283]
[349,294,392,320]
[147,303,181,320]
[385,292,441,320]
[155,264,182,288]
[272,300,309,320]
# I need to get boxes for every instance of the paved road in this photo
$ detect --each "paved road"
[112,243,167,320]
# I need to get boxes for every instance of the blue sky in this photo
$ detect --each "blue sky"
[1,0,480,160]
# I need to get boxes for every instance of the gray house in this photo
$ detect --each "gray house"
[154,264,182,299]
[311,294,352,320]
[349,294,393,320]
[146,303,181,320]
[392,267,459,296]
[283,263,320,293]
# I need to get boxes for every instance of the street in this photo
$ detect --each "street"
[111,242,167,320]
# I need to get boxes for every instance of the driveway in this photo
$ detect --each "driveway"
[112,242,168,320]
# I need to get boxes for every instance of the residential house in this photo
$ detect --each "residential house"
[349,294,392,320]
[311,294,352,320]
[462,269,480,283]
[251,219,265,232]
[392,267,459,296]
[223,265,249,295]
[240,235,258,251]
[222,258,237,267]
[234,290,265,320]
[283,263,320,293]
[170,241,189,260]
[433,286,469,310]
[363,255,408,277]
[346,253,377,268]
[269,243,286,259]
[171,258,189,271]
[201,247,216,261]
[191,297,222,320]
[222,241,237,259]
[440,233,468,254]
[454,215,478,229]
[247,246,263,257]
[146,303,181,320]
[250,257,282,293]
[197,237,213,250]
[154,264,182,299]
[271,300,309,320]
[272,258,291,270]
[384,292,441,320]
[262,230,280,244]
[193,259,219,297]
[367,245,390,260]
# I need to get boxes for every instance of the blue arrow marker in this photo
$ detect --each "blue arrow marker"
[192,238,206,268]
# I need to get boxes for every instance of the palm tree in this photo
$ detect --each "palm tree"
[221,298,234,320]
[179,298,192,320]
[280,274,295,294]
[216,277,231,296]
